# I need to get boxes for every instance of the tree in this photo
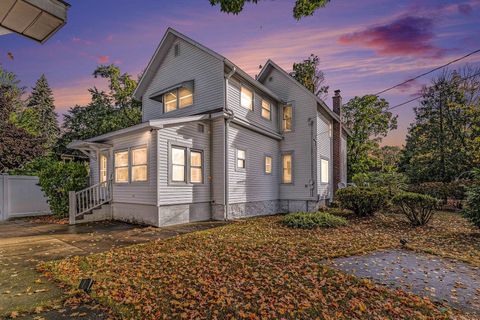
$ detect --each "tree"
[209,0,331,20]
[16,74,59,148]
[342,95,398,180]
[55,64,141,155]
[400,67,480,183]
[291,54,329,99]
[0,68,45,173]
[370,145,402,173]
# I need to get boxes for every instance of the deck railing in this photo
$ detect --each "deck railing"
[69,180,112,223]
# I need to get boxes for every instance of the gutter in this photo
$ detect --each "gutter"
[223,64,236,221]
[308,117,316,198]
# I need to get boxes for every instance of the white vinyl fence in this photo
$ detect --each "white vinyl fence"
[0,174,51,221]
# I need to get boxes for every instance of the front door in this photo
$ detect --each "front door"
[99,152,108,183]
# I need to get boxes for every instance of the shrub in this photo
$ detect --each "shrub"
[392,192,438,226]
[463,169,480,228]
[282,212,348,229]
[336,187,389,217]
[407,180,472,203]
[37,159,89,217]
[352,171,408,198]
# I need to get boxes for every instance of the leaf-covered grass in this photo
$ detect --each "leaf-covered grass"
[40,211,479,319]
[282,211,348,229]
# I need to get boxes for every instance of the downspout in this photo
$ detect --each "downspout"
[224,64,236,221]
[308,117,316,199]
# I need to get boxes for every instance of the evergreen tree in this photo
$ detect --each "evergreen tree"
[0,68,45,173]
[17,74,59,149]
[400,67,480,183]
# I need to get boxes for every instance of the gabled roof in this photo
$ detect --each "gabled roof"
[257,59,342,123]
[133,28,281,103]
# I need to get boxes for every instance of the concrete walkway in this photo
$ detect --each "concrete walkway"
[327,250,480,315]
[0,219,227,319]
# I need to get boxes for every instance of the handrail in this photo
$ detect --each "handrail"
[74,180,112,217]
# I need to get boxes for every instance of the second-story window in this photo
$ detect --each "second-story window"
[163,85,193,113]
[282,105,293,132]
[240,86,253,110]
[237,149,246,170]
[261,99,271,120]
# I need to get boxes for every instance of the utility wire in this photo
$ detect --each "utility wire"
[374,48,480,96]
[387,70,480,111]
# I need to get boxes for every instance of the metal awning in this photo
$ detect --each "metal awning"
[0,0,69,43]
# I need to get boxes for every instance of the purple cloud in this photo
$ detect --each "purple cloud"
[458,4,473,15]
[338,16,445,58]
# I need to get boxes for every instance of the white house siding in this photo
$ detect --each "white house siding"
[260,68,318,202]
[341,134,348,184]
[89,156,99,185]
[316,113,334,200]
[109,129,157,205]
[142,37,225,121]
[155,120,212,225]
[211,117,226,219]
[227,77,279,133]
[156,121,211,205]
[227,123,280,217]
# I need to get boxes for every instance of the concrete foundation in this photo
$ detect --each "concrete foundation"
[227,200,281,219]
[159,202,211,226]
[112,202,159,227]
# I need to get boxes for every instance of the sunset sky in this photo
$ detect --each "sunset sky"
[1,0,479,146]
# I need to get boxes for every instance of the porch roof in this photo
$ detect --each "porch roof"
[67,114,213,151]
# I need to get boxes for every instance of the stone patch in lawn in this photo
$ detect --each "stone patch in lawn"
[326,249,480,315]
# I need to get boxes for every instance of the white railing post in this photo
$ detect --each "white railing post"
[69,191,77,225]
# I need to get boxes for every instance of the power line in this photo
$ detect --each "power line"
[374,48,480,96]
[387,70,480,111]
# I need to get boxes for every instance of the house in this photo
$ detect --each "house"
[67,28,349,227]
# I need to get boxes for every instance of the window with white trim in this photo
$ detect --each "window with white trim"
[164,85,193,112]
[282,105,293,131]
[240,86,253,110]
[114,150,129,183]
[282,153,292,183]
[261,99,271,120]
[132,147,148,182]
[265,156,272,174]
[99,153,107,183]
[237,149,246,170]
[190,150,203,183]
[171,146,186,182]
[320,159,329,184]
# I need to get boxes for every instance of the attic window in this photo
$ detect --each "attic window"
[174,43,180,57]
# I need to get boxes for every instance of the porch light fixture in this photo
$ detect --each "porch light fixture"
[0,0,70,43]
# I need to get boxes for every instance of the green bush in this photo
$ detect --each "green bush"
[463,170,480,228]
[336,187,388,217]
[392,192,438,226]
[352,171,408,197]
[407,180,472,203]
[37,159,89,217]
[282,212,348,229]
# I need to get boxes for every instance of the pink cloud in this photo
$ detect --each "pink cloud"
[97,55,110,63]
[338,16,446,58]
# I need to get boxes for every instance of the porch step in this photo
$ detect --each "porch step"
[75,203,112,224]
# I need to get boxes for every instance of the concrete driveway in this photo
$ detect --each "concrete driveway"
[0,219,227,318]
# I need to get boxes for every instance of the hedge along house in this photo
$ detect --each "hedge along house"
[67,28,349,227]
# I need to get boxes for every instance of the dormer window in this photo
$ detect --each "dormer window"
[149,81,194,113]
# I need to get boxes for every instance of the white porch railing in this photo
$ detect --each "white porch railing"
[69,180,112,223]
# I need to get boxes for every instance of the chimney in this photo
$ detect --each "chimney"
[332,89,342,197]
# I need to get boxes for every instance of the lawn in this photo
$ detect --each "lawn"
[41,211,479,319]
